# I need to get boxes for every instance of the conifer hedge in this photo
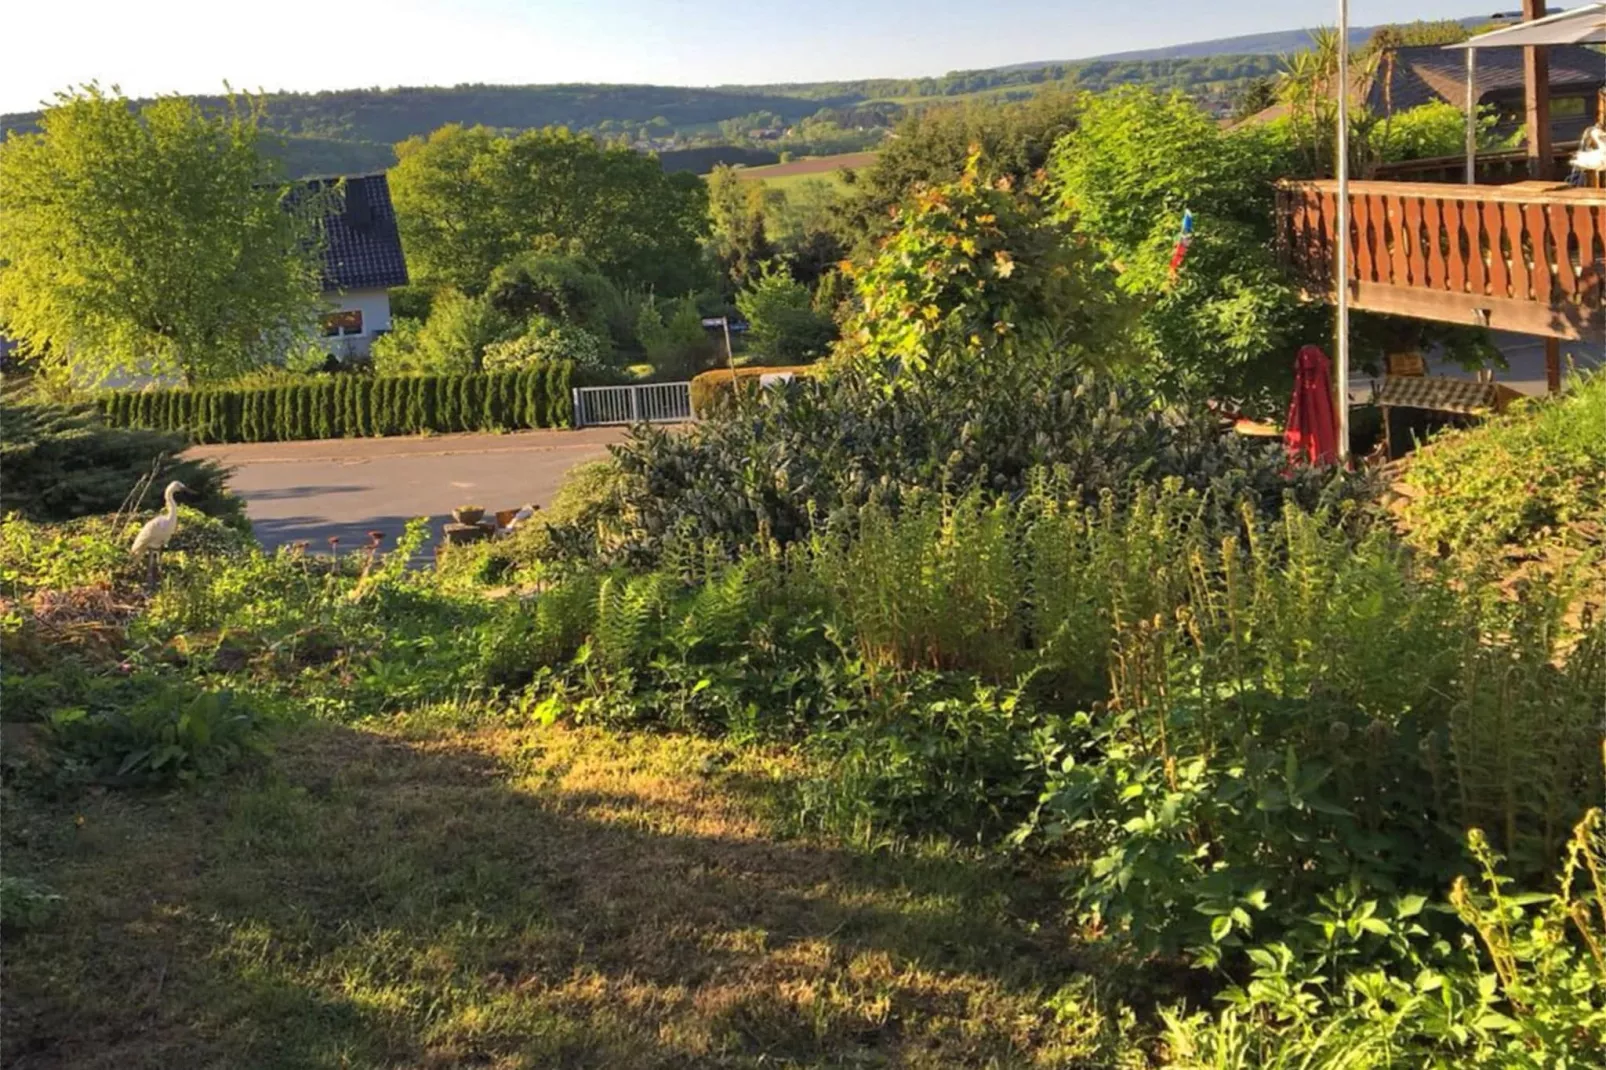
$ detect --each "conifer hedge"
[96,364,579,444]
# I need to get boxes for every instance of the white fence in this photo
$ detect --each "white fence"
[572,382,693,427]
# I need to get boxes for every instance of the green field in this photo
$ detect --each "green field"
[727,151,877,191]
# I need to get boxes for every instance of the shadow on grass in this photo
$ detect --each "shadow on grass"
[2,721,1106,1070]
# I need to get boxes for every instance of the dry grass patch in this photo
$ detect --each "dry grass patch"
[3,719,1118,1069]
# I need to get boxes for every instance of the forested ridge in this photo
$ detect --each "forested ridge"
[0,53,1283,176]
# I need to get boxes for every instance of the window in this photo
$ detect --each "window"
[320,309,363,337]
[1552,96,1587,119]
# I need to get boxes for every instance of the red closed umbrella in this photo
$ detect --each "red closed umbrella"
[1284,345,1338,466]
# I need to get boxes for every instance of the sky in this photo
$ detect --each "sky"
[0,0,1558,114]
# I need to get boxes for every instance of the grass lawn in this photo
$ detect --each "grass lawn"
[2,719,1120,1069]
[743,170,850,194]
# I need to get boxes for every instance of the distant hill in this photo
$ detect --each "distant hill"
[1061,26,1374,63]
[1006,13,1494,67]
[8,13,1446,179]
[1,53,1280,178]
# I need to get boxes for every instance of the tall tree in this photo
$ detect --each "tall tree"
[0,86,326,386]
[840,155,1130,389]
[390,124,709,295]
[833,90,1081,253]
[1051,88,1313,407]
[704,165,777,288]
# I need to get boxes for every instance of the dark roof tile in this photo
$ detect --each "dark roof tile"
[1367,44,1605,115]
[307,172,409,292]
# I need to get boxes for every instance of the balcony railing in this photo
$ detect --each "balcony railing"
[1369,144,1577,186]
[1275,179,1606,341]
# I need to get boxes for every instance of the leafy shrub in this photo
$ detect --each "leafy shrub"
[46,682,272,786]
[485,252,618,333]
[0,399,240,523]
[735,261,835,364]
[1396,373,1606,559]
[97,365,580,442]
[797,675,1055,844]
[0,876,64,933]
[1162,806,1606,1067]
[483,317,609,371]
[371,288,514,374]
[369,315,424,370]
[1017,504,1604,961]
[839,155,1130,388]
[688,364,819,416]
[1049,87,1315,408]
[387,284,435,322]
[548,366,1367,568]
[636,294,719,377]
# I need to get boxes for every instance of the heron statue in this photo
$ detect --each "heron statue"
[130,480,191,586]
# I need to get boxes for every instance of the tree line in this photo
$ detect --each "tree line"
[1,38,1497,407]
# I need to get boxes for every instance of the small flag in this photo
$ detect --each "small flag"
[1169,210,1194,275]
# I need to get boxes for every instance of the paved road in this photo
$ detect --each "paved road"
[188,428,626,553]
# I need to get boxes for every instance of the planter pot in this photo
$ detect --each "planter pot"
[453,507,485,525]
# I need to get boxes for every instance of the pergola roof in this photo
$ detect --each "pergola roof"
[1444,4,1606,48]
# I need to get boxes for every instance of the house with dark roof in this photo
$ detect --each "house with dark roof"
[1368,44,1605,142]
[1240,44,1605,142]
[306,172,409,359]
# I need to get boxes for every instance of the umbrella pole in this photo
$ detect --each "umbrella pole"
[1335,0,1352,464]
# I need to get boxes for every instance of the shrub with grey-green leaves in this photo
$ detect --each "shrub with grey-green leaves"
[542,366,1371,568]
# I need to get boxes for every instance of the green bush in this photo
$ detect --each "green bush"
[96,365,580,443]
[1397,373,1606,558]
[735,262,836,364]
[1161,811,1606,1067]
[485,252,619,335]
[0,399,241,524]
[688,364,818,417]
[371,288,515,375]
[483,318,610,372]
[551,366,1370,568]
[46,683,271,787]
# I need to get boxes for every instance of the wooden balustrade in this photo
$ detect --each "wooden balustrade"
[1275,179,1606,341]
[1370,145,1576,186]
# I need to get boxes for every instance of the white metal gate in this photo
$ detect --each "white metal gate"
[572,382,693,427]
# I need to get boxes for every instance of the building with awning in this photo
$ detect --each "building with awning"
[1275,1,1606,406]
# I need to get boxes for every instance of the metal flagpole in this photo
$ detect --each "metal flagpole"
[1465,48,1477,185]
[1335,0,1351,464]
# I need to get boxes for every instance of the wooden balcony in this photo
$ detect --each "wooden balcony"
[1275,179,1606,342]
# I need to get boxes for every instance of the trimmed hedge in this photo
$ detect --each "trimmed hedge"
[97,364,579,444]
[689,364,820,417]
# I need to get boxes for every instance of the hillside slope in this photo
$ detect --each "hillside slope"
[1,53,1279,178]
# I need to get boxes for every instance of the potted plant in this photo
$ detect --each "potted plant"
[452,504,485,525]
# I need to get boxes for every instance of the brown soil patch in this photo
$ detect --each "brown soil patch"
[737,152,879,180]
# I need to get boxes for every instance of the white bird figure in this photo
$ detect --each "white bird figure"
[130,480,190,585]
[497,503,538,539]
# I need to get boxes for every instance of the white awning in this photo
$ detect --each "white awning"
[1444,4,1606,48]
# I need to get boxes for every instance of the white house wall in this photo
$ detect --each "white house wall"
[320,288,393,360]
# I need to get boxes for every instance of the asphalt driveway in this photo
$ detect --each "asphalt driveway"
[188,428,626,554]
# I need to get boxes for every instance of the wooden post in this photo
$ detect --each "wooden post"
[1523,0,1552,180]
[1545,337,1561,393]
